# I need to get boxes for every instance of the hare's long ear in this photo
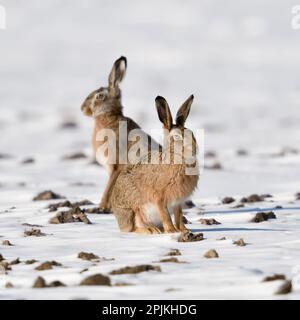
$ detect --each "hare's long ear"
[176,94,194,126]
[108,56,127,88]
[155,96,173,130]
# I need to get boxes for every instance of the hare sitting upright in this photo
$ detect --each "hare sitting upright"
[110,95,199,234]
[81,57,159,211]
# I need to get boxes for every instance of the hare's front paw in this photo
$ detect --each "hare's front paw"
[147,226,162,234]
[164,225,180,233]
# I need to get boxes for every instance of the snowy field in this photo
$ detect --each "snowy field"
[1,0,300,300]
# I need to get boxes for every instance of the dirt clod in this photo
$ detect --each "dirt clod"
[5,282,13,288]
[33,277,47,288]
[199,218,221,225]
[62,152,87,160]
[204,249,219,258]
[205,151,217,158]
[0,254,4,262]
[158,257,186,263]
[47,199,94,212]
[166,249,181,256]
[78,252,99,261]
[275,280,292,295]
[110,265,161,275]
[232,204,245,208]
[2,240,13,246]
[205,162,222,170]
[35,261,62,271]
[182,215,191,224]
[48,201,72,212]
[236,149,248,156]
[24,228,46,237]
[73,200,94,207]
[33,190,66,201]
[49,207,91,224]
[25,259,38,265]
[241,194,265,203]
[22,157,35,164]
[60,121,78,129]
[296,192,300,200]
[80,274,111,286]
[263,274,286,282]
[0,153,12,160]
[250,211,276,223]
[10,258,20,265]
[233,238,247,246]
[178,231,204,242]
[222,197,235,204]
[48,281,66,287]
[184,200,196,208]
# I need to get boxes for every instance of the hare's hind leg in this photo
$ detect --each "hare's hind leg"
[134,209,162,234]
[113,207,161,234]
[113,207,135,232]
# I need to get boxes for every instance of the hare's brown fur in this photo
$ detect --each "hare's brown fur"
[81,57,159,209]
[110,95,199,234]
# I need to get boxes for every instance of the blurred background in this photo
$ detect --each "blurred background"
[0,0,300,199]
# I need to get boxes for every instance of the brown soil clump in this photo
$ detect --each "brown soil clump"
[62,152,87,160]
[33,190,66,201]
[110,265,161,275]
[204,249,219,258]
[80,274,111,286]
[275,280,292,295]
[24,228,46,237]
[35,261,62,271]
[233,238,247,246]
[78,252,99,261]
[222,197,235,204]
[158,257,186,263]
[263,274,286,282]
[166,249,181,256]
[199,218,221,225]
[250,211,276,223]
[49,207,91,224]
[2,240,13,246]
[178,231,204,242]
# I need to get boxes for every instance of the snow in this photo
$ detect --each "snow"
[1,0,300,299]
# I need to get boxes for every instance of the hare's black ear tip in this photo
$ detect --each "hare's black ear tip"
[155,95,165,102]
[190,94,194,100]
[119,56,127,65]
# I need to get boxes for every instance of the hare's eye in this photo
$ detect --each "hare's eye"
[96,92,106,101]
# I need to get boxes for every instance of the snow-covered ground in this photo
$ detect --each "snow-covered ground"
[1,0,300,299]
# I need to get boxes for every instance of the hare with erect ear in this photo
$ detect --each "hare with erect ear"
[81,57,160,211]
[110,95,199,234]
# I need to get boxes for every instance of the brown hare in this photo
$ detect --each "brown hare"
[110,95,199,234]
[81,57,159,211]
